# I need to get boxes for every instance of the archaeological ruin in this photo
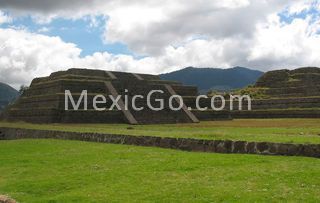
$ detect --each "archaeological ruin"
[1,67,319,124]
[234,67,320,118]
[1,68,201,124]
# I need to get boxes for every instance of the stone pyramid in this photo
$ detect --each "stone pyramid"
[2,68,200,124]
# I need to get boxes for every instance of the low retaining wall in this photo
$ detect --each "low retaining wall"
[0,127,319,158]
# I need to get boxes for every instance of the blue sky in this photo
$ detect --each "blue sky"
[0,14,134,57]
[0,0,319,87]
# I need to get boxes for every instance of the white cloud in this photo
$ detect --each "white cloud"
[248,13,320,70]
[37,26,50,33]
[0,11,11,24]
[0,28,80,88]
[1,0,293,54]
[0,1,320,88]
[285,0,314,15]
[0,0,108,20]
[0,26,243,88]
[0,27,170,88]
[103,0,293,55]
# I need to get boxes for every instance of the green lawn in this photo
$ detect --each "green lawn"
[1,119,320,144]
[0,139,319,202]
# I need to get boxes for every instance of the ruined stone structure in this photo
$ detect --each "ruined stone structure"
[255,67,320,98]
[2,68,202,124]
[180,67,320,119]
[242,67,320,118]
[1,127,319,158]
[1,67,319,123]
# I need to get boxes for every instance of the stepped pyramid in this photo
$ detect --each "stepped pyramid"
[2,68,200,124]
[177,67,320,119]
[255,67,320,98]
[231,67,320,118]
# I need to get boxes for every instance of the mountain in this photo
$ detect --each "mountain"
[160,66,264,93]
[0,82,19,112]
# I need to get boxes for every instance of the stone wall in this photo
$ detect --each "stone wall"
[192,109,320,119]
[254,67,320,98]
[3,67,320,123]
[0,127,319,158]
[184,96,320,111]
[3,68,200,124]
[231,109,320,118]
[186,95,320,119]
[192,110,232,120]
[171,85,198,96]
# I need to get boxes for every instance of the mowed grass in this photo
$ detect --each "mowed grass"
[1,119,320,144]
[0,139,319,202]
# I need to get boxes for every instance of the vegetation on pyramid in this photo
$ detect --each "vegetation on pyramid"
[237,67,320,99]
[1,68,200,124]
[229,67,320,118]
[254,67,320,98]
[1,67,319,123]
[178,67,320,119]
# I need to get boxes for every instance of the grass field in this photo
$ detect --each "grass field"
[1,119,320,144]
[0,139,319,202]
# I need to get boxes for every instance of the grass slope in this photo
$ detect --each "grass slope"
[1,119,320,144]
[0,139,319,202]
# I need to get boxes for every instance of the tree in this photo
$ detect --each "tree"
[19,85,29,95]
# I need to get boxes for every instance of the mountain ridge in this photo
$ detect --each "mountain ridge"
[0,82,19,112]
[160,66,264,93]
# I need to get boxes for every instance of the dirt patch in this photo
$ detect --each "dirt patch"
[0,195,16,203]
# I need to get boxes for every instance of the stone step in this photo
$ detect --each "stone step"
[104,81,138,124]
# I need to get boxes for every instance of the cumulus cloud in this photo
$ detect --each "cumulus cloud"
[285,0,315,15]
[0,0,296,54]
[0,10,11,24]
[0,27,169,88]
[0,0,108,21]
[0,0,319,88]
[248,14,320,70]
[0,28,80,88]
[104,0,292,55]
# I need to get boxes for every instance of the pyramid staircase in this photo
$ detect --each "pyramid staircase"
[2,68,199,124]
